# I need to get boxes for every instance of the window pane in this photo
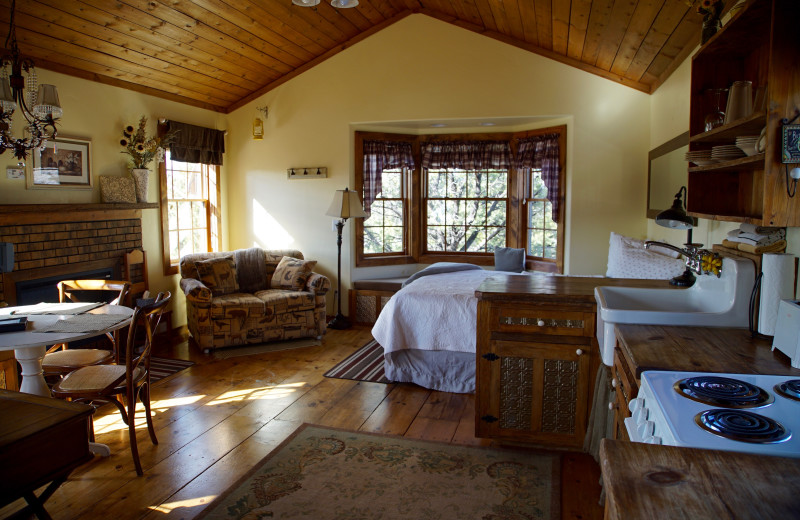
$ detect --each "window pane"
[530,170,548,198]
[428,170,447,198]
[383,200,403,227]
[427,200,445,225]
[544,230,557,259]
[187,170,202,199]
[192,201,207,228]
[466,171,486,198]
[365,201,384,226]
[488,170,507,198]
[382,169,402,198]
[445,199,464,225]
[168,201,178,230]
[467,200,486,226]
[487,228,506,252]
[364,228,383,254]
[173,172,187,199]
[169,231,179,263]
[427,226,444,251]
[486,200,506,226]
[447,225,465,251]
[178,201,192,230]
[384,227,403,253]
[465,227,486,252]
[447,170,467,198]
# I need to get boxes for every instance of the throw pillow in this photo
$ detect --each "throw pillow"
[195,256,239,296]
[494,247,525,273]
[271,256,317,291]
[99,176,136,203]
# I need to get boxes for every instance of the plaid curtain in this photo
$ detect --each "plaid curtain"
[363,140,415,216]
[515,133,561,220]
[420,140,512,170]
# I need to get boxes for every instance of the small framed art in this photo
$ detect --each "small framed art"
[26,135,92,189]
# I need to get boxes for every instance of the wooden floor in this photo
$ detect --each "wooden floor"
[1,327,604,520]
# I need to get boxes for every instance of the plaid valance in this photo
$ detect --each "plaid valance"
[420,140,512,170]
[516,133,561,220]
[362,140,415,216]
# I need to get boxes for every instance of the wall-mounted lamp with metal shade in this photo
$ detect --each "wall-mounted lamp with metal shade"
[292,0,359,8]
[654,186,697,287]
[326,187,367,329]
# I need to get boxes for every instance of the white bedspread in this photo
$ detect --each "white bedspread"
[371,269,495,355]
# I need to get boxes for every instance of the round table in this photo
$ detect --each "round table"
[0,304,133,396]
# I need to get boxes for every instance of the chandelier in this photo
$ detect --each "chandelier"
[292,0,359,8]
[0,0,62,160]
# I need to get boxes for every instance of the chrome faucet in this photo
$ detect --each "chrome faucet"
[644,241,722,278]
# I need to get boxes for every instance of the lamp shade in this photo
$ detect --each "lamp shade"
[292,0,320,5]
[655,186,694,230]
[33,84,62,120]
[326,187,368,219]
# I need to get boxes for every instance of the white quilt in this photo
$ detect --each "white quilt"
[371,269,495,355]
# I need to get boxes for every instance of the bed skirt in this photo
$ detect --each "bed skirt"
[385,350,475,394]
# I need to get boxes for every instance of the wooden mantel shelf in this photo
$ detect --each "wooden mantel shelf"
[0,203,159,225]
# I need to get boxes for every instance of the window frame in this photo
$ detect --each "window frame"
[159,152,222,276]
[354,126,565,272]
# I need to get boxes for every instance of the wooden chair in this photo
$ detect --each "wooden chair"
[42,280,131,376]
[122,249,148,306]
[52,292,171,476]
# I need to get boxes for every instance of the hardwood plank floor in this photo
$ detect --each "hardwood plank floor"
[0,327,604,520]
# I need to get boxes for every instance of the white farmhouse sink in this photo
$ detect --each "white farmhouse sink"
[595,256,755,366]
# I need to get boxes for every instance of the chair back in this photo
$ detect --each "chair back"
[58,279,131,306]
[124,292,171,385]
[123,249,149,305]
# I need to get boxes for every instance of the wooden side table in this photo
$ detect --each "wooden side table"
[0,389,93,519]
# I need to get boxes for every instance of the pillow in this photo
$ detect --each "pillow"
[99,176,136,203]
[606,232,685,279]
[494,247,525,273]
[195,256,239,296]
[271,256,317,291]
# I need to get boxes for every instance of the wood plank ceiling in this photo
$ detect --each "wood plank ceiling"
[0,0,709,113]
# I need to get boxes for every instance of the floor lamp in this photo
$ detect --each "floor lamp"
[654,185,697,287]
[326,187,367,329]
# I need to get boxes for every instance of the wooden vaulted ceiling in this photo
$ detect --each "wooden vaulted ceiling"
[0,0,707,113]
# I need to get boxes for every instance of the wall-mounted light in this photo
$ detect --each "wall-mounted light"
[287,167,327,179]
[292,0,358,8]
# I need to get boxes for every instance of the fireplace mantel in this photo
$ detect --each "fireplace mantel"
[0,203,158,225]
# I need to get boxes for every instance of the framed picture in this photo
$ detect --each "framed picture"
[26,135,92,189]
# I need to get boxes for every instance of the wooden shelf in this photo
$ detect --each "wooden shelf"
[689,113,767,145]
[0,203,159,225]
[688,153,765,173]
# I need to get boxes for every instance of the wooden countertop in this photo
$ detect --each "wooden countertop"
[600,439,800,520]
[615,324,799,377]
[475,275,673,304]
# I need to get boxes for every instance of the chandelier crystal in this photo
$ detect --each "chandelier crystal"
[0,0,61,160]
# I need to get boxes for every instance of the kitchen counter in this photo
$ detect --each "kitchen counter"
[615,324,799,378]
[600,439,800,519]
[475,275,672,303]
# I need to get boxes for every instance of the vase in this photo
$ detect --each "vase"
[701,18,721,44]
[130,168,150,203]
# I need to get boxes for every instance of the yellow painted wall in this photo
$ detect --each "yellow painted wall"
[226,14,651,312]
[0,69,226,326]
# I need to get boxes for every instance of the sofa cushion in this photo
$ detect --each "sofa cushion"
[271,256,317,291]
[196,256,239,296]
[255,289,316,313]
[209,293,266,319]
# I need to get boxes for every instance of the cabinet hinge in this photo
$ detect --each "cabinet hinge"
[481,415,498,423]
[482,353,500,361]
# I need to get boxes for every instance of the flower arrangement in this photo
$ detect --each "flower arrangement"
[696,0,724,21]
[120,116,176,169]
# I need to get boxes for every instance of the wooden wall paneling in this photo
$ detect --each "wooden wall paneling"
[497,0,526,43]
[532,0,552,50]
[470,0,499,33]
[593,0,637,71]
[550,0,571,55]
[566,0,592,60]
[643,14,702,91]
[624,2,691,82]
[355,0,399,22]
[310,0,374,32]
[609,0,662,77]
[580,0,615,64]
[443,0,483,28]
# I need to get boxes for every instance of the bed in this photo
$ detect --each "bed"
[370,265,520,393]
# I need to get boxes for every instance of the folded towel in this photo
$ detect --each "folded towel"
[739,223,785,235]
[723,238,787,254]
[725,231,784,246]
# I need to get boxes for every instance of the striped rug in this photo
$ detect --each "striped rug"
[150,357,194,383]
[323,339,390,384]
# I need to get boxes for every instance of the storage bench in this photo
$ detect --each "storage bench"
[349,277,407,325]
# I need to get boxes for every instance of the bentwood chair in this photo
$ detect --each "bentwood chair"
[52,292,171,476]
[42,280,131,376]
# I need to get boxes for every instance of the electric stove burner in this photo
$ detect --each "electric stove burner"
[675,376,772,408]
[696,409,791,444]
[775,380,800,402]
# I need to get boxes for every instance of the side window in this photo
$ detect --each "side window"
[526,169,557,260]
[362,168,406,255]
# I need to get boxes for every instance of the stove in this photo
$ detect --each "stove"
[626,371,800,457]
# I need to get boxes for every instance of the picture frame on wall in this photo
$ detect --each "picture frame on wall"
[26,135,92,189]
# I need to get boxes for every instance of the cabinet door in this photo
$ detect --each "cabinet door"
[476,338,593,448]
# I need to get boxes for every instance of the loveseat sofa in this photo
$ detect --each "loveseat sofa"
[179,248,330,352]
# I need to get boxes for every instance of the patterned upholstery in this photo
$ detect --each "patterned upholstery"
[180,248,331,351]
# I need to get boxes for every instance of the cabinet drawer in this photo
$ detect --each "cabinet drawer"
[490,306,594,337]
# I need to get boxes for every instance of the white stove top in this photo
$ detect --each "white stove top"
[633,370,800,458]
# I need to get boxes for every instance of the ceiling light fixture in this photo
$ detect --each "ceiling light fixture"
[292,0,359,8]
[0,0,62,161]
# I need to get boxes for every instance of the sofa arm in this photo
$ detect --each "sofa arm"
[180,278,213,303]
[305,272,331,295]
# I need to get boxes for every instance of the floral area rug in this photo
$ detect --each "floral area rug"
[197,424,560,520]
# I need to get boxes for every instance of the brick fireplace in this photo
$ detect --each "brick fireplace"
[0,204,152,306]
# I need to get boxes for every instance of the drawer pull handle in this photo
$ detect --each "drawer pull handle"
[576,348,584,356]
[611,378,617,388]
[608,402,615,411]
[537,319,545,327]
[482,353,500,361]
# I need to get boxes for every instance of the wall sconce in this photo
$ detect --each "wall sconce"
[287,167,327,179]
[253,106,268,140]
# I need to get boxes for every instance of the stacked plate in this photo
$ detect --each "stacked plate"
[735,135,760,156]
[685,149,715,166]
[711,144,746,161]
